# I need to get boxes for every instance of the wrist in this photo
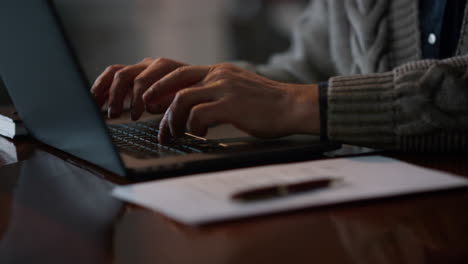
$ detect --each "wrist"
[288,83,320,135]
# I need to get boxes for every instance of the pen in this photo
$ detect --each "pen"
[231,177,340,202]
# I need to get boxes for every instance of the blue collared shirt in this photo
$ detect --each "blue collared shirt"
[419,0,467,59]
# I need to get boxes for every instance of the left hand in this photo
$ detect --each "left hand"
[141,63,321,144]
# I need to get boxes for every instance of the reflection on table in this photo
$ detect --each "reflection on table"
[0,152,122,264]
[114,190,468,264]
[0,138,468,264]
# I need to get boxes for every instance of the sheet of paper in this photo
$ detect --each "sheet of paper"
[112,156,468,225]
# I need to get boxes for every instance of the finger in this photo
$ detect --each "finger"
[91,64,126,108]
[158,109,172,145]
[167,84,222,137]
[107,62,150,118]
[143,65,211,105]
[187,101,227,137]
[99,89,110,111]
[131,58,186,120]
[146,93,175,114]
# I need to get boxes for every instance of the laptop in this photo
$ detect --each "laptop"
[0,0,340,181]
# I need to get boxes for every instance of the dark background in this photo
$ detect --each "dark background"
[0,0,308,106]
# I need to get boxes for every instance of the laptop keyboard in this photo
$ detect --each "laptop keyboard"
[108,121,222,159]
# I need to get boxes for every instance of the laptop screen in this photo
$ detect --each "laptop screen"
[0,0,126,176]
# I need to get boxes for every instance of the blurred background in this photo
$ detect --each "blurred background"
[0,0,309,105]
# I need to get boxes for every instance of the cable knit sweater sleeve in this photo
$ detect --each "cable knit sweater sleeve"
[234,0,468,152]
[329,57,468,152]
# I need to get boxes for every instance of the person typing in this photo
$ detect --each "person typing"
[91,0,468,152]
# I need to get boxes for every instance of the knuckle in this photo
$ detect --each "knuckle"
[146,83,160,95]
[212,65,233,79]
[141,57,154,63]
[213,68,227,77]
[172,90,188,107]
[173,66,190,76]
[106,65,122,72]
[217,79,230,87]
[133,77,151,88]
[114,69,130,81]
[218,63,233,70]
[219,63,235,72]
[155,57,171,65]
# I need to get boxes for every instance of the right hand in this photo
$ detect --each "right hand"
[90,57,187,120]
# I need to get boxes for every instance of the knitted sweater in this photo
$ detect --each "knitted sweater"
[236,0,468,152]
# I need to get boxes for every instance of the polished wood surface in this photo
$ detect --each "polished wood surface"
[1,135,468,264]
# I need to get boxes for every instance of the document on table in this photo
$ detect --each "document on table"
[112,156,468,225]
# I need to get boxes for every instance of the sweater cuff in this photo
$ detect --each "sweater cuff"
[327,72,396,149]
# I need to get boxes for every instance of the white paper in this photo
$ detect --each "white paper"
[112,156,468,225]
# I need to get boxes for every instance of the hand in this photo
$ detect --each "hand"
[91,59,320,144]
[142,63,321,144]
[91,57,187,120]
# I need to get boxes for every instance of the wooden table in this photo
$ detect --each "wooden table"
[1,135,468,264]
